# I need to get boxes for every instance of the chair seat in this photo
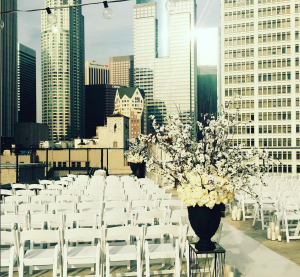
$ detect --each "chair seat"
[1,249,12,266]
[24,249,55,266]
[67,246,97,259]
[148,243,175,259]
[108,245,137,261]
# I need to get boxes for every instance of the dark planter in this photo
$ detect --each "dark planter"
[129,162,139,176]
[188,204,221,251]
[137,162,146,178]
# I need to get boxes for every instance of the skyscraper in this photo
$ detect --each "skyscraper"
[133,0,197,133]
[0,0,18,141]
[41,0,85,141]
[109,55,134,87]
[221,0,300,174]
[85,61,109,85]
[17,43,36,123]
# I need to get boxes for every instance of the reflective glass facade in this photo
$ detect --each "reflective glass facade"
[41,0,85,141]
[134,0,197,133]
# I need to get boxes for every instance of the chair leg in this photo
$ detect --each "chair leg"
[137,256,141,277]
[145,254,150,277]
[96,261,100,277]
[106,256,110,277]
[29,266,33,275]
[63,258,68,277]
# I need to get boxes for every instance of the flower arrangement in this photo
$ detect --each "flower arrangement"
[140,112,273,209]
[124,137,149,164]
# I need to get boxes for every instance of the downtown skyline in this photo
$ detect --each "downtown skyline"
[17,0,221,122]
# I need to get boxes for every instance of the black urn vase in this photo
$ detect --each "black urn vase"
[137,162,146,178]
[129,162,139,176]
[188,204,221,251]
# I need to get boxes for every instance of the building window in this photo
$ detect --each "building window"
[113,141,118,148]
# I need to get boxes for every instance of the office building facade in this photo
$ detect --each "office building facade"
[109,55,134,87]
[114,87,145,138]
[133,0,197,133]
[0,0,18,140]
[41,0,85,141]
[221,0,300,173]
[85,84,125,138]
[85,61,109,85]
[17,43,36,123]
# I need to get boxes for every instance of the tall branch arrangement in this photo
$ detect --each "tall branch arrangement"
[124,137,149,163]
[140,112,274,209]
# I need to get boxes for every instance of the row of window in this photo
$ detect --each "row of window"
[258,125,294,134]
[225,87,254,96]
[258,5,291,17]
[225,74,254,84]
[259,138,295,147]
[225,100,254,109]
[258,98,292,108]
[258,85,298,95]
[258,18,292,30]
[224,9,254,21]
[258,31,291,43]
[258,72,297,82]
[258,111,293,121]
[226,113,254,122]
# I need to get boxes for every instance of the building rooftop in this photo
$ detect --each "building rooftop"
[117,87,145,99]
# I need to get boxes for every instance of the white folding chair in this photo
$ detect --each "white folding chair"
[104,226,144,277]
[81,194,103,202]
[90,176,105,186]
[1,214,29,231]
[29,214,48,230]
[158,200,184,211]
[284,211,300,242]
[144,225,184,277]
[61,189,82,196]
[54,180,68,188]
[1,189,14,197]
[104,194,126,202]
[64,213,98,229]
[19,229,62,277]
[147,188,166,195]
[45,214,64,230]
[1,230,18,277]
[47,184,64,190]
[63,228,101,277]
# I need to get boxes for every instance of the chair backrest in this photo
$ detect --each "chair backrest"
[124,183,140,191]
[120,176,135,182]
[60,177,73,184]
[39,180,53,186]
[130,200,157,211]
[125,188,144,196]
[106,175,119,183]
[69,184,86,191]
[278,185,295,192]
[29,214,49,229]
[60,189,82,196]
[77,201,102,213]
[56,194,78,203]
[1,204,17,215]
[89,184,105,191]
[54,180,68,187]
[169,209,188,222]
[104,194,126,202]
[0,189,13,197]
[48,202,76,214]
[28,184,45,190]
[1,214,29,231]
[142,184,159,191]
[138,178,154,185]
[283,197,300,211]
[147,188,166,195]
[11,183,27,190]
[16,190,35,196]
[104,201,129,212]
[90,176,105,186]
[47,184,64,190]
[134,210,167,225]
[160,200,184,210]
[64,228,101,244]
[18,203,46,215]
[44,213,64,229]
[102,212,131,226]
[4,195,29,204]
[151,193,172,200]
[39,189,60,196]
[105,184,123,192]
[80,194,102,202]
[20,229,61,246]
[84,188,104,196]
[144,224,182,243]
[104,225,143,242]
[127,194,149,201]
[65,213,98,228]
[1,230,18,247]
[67,174,77,180]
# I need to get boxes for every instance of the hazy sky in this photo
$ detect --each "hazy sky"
[17,0,220,122]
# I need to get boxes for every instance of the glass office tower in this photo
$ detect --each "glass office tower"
[134,0,197,134]
[41,0,85,141]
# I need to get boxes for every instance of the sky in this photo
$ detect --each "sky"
[17,0,221,122]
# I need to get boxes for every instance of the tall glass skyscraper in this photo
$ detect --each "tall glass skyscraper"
[0,0,18,139]
[134,0,197,133]
[41,0,85,141]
